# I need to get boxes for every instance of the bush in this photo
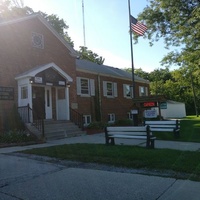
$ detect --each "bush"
[113,119,134,126]
[0,130,35,144]
[86,121,107,130]
[4,104,25,132]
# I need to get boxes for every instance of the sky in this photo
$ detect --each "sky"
[22,0,174,72]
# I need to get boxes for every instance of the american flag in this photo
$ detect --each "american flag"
[130,15,147,36]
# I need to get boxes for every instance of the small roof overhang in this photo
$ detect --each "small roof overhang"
[15,62,73,82]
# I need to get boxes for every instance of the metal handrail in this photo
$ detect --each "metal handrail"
[18,104,44,138]
[70,107,84,130]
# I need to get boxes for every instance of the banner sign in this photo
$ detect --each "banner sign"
[0,87,14,100]
[144,110,157,118]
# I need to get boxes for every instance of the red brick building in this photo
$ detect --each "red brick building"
[0,14,149,130]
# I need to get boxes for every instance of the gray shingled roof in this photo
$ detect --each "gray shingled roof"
[76,59,149,83]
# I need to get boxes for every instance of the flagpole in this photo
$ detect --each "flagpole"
[128,0,135,99]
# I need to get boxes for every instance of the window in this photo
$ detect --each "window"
[81,79,89,94]
[123,84,132,98]
[83,115,91,126]
[127,112,133,120]
[139,86,148,96]
[108,113,115,123]
[77,77,95,96]
[103,81,117,97]
[21,86,28,99]
[58,88,66,100]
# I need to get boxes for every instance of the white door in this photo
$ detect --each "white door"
[45,86,52,119]
[57,88,68,120]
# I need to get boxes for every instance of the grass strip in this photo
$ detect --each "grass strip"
[22,143,200,181]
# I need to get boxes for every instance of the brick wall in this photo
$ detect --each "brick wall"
[76,70,149,122]
[0,16,77,128]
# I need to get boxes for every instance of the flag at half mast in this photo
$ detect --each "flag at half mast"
[130,15,147,36]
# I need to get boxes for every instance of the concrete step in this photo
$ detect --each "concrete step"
[26,120,86,141]
[44,120,86,140]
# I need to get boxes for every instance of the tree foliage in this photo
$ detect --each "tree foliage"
[0,0,105,63]
[127,66,199,115]
[131,0,200,115]
[134,0,200,69]
[78,46,105,65]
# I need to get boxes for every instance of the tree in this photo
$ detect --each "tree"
[78,46,105,65]
[134,68,149,80]
[0,0,106,63]
[134,0,200,69]
[0,0,74,46]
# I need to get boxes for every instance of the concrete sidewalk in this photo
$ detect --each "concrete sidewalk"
[0,133,200,154]
[1,134,200,200]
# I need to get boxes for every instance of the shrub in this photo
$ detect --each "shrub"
[4,104,25,132]
[114,119,134,126]
[86,121,107,130]
[0,130,35,144]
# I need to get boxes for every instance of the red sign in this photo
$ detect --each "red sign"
[142,102,157,107]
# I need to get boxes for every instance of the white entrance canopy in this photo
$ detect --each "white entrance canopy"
[15,62,73,82]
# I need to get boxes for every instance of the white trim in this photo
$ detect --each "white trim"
[56,87,70,120]
[76,68,150,84]
[77,77,95,97]
[15,62,73,82]
[113,82,118,97]
[90,79,95,96]
[103,81,117,98]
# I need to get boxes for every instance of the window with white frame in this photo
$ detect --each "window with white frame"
[83,115,91,126]
[21,86,28,99]
[77,77,95,96]
[108,113,115,123]
[103,81,117,98]
[127,112,133,120]
[81,78,89,94]
[123,84,132,98]
[139,86,148,96]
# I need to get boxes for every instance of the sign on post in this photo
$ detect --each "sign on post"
[144,110,157,118]
[160,102,167,109]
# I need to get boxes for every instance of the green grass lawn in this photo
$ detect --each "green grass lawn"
[23,143,200,181]
[22,116,200,181]
[154,116,200,142]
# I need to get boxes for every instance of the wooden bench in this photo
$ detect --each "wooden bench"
[105,126,156,149]
[144,120,180,137]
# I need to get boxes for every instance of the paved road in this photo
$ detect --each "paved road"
[1,153,200,200]
[1,134,200,199]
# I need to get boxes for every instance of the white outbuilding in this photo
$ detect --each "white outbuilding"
[160,100,186,119]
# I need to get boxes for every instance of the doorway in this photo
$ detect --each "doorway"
[32,86,53,120]
[32,87,45,120]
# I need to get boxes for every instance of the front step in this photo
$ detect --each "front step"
[44,120,86,140]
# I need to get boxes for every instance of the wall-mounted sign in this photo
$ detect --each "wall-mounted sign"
[144,110,157,118]
[0,87,14,100]
[34,77,43,84]
[141,101,157,108]
[160,102,167,109]
[58,81,65,86]
[131,109,138,114]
